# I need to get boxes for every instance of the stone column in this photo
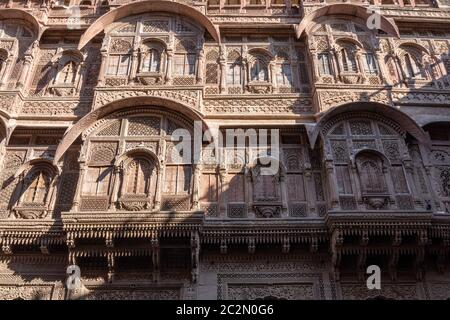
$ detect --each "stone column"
[219,49,227,93]
[196,49,205,85]
[71,161,86,212]
[191,164,201,210]
[16,55,33,89]
[129,48,139,84]
[269,61,277,92]
[325,160,340,209]
[311,51,320,82]
[403,159,422,209]
[109,165,122,211]
[355,52,367,83]
[155,159,165,211]
[375,50,388,84]
[0,56,12,89]
[165,49,174,85]
[330,48,340,82]
[97,50,108,86]
[218,166,227,218]
[75,62,86,95]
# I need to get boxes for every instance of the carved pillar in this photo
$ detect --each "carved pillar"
[47,173,61,216]
[71,161,86,212]
[129,48,139,84]
[245,166,254,218]
[325,160,340,209]
[219,53,227,93]
[403,159,422,209]
[375,50,388,84]
[311,51,320,82]
[269,61,277,91]
[75,62,86,95]
[304,162,316,215]
[279,171,288,217]
[16,55,33,89]
[218,165,227,218]
[395,55,408,85]
[151,233,160,282]
[109,165,122,211]
[330,48,340,82]
[241,59,248,92]
[97,50,108,86]
[107,253,115,283]
[196,49,205,85]
[191,164,201,210]
[0,55,13,89]
[165,49,174,85]
[349,162,364,210]
[355,52,367,83]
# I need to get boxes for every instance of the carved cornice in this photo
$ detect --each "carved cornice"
[392,89,450,106]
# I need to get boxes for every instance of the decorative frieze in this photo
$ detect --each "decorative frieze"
[94,89,201,110]
[317,90,391,111]
[203,97,312,114]
[19,101,91,117]
[392,91,450,105]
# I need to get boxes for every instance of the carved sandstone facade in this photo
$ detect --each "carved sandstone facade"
[0,0,449,300]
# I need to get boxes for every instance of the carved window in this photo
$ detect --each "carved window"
[356,154,387,194]
[252,165,281,202]
[174,54,196,76]
[227,62,242,85]
[227,173,245,202]
[107,54,130,76]
[200,173,218,202]
[141,49,161,73]
[276,63,293,86]
[23,170,51,204]
[404,53,425,79]
[340,48,357,72]
[82,167,112,195]
[58,61,77,84]
[164,165,191,195]
[363,53,378,74]
[124,158,155,195]
[250,59,269,82]
[318,53,331,75]
[250,58,269,82]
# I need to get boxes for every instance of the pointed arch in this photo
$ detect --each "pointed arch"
[296,4,400,39]
[78,0,221,49]
[0,8,42,39]
[54,96,210,164]
[308,102,431,148]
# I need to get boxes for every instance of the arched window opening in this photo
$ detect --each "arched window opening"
[356,154,387,194]
[23,170,51,204]
[250,58,269,82]
[174,54,196,76]
[227,61,242,85]
[318,53,331,75]
[276,62,293,86]
[341,48,357,73]
[142,48,161,73]
[124,157,155,196]
[404,53,425,79]
[363,53,378,74]
[58,61,78,84]
[107,54,131,76]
